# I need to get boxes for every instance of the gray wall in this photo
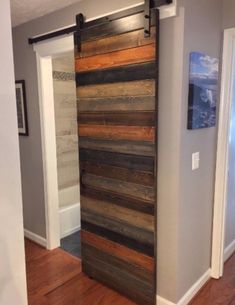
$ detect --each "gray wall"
[0,1,27,304]
[158,0,222,302]
[12,0,223,303]
[223,0,235,29]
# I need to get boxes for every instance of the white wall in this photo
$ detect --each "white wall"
[222,0,235,252]
[0,1,27,305]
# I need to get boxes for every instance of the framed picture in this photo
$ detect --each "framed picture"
[187,52,219,129]
[15,80,28,136]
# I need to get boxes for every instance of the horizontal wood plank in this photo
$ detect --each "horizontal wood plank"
[80,162,154,186]
[78,125,155,142]
[79,149,154,172]
[81,230,154,272]
[77,111,155,126]
[81,186,155,215]
[76,62,156,86]
[82,220,154,256]
[80,11,156,42]
[82,259,155,305]
[77,80,155,98]
[82,174,155,202]
[81,209,154,246]
[76,44,155,72]
[81,194,154,231]
[79,138,155,157]
[79,28,156,58]
[82,243,154,284]
[77,96,155,112]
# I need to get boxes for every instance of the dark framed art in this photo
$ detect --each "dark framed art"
[187,52,219,130]
[15,80,29,136]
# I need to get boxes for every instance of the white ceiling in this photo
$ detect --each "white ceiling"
[10,0,83,27]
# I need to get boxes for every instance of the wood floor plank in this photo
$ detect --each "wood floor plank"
[76,44,155,72]
[26,239,138,305]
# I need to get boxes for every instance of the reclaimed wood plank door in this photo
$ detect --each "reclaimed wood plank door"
[75,8,159,305]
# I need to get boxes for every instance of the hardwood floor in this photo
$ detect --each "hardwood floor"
[26,238,235,305]
[25,239,136,305]
[190,253,235,305]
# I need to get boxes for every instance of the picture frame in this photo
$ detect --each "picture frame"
[15,80,29,136]
[187,52,219,130]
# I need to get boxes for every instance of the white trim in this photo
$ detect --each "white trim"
[59,203,81,239]
[34,35,74,250]
[24,229,47,248]
[157,269,211,305]
[211,28,235,279]
[157,296,175,305]
[224,240,235,262]
[177,269,211,305]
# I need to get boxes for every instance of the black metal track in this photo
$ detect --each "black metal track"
[28,0,172,45]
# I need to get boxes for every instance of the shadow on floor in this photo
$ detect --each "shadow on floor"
[60,231,81,258]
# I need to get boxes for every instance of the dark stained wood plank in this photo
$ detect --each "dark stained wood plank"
[82,243,154,284]
[81,186,154,215]
[80,162,154,186]
[77,80,155,98]
[81,208,154,247]
[82,173,155,202]
[77,111,155,126]
[81,194,154,231]
[76,62,156,86]
[80,28,156,58]
[79,138,155,157]
[77,96,155,112]
[80,12,156,42]
[78,125,155,142]
[82,220,154,256]
[76,44,155,72]
[82,259,155,305]
[81,230,154,272]
[79,149,155,173]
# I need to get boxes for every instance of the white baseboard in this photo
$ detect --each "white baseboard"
[157,269,211,305]
[224,239,235,262]
[24,229,47,248]
[59,202,80,238]
[157,295,175,305]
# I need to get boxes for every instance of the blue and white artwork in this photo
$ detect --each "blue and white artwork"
[187,52,219,129]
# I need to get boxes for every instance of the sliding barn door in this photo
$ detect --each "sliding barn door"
[75,8,158,305]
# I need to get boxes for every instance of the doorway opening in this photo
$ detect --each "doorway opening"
[52,52,81,258]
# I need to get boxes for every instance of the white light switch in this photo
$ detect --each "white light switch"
[192,152,200,170]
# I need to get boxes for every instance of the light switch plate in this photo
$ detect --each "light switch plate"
[192,152,200,170]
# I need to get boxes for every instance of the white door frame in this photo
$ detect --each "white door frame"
[211,28,235,278]
[34,34,74,250]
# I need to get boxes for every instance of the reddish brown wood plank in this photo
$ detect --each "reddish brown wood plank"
[81,230,154,272]
[76,44,155,72]
[79,28,156,58]
[78,124,155,142]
